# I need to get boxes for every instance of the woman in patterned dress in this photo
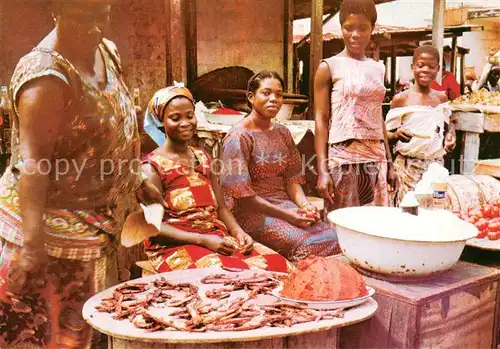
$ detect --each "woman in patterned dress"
[141,85,290,273]
[313,0,399,210]
[220,71,340,263]
[0,1,164,348]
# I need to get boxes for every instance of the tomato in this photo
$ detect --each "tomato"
[488,222,500,232]
[468,216,479,224]
[477,229,488,239]
[475,219,488,231]
[468,209,483,219]
[481,205,492,218]
[488,232,500,240]
[490,206,500,218]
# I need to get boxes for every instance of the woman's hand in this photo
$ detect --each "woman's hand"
[201,235,236,256]
[233,229,254,254]
[444,132,456,153]
[7,244,49,295]
[136,179,168,207]
[285,209,316,229]
[387,164,399,195]
[393,129,414,142]
[316,173,334,205]
[297,203,321,222]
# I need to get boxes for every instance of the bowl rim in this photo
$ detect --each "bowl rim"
[328,208,478,244]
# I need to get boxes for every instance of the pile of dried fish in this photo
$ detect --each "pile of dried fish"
[95,273,344,333]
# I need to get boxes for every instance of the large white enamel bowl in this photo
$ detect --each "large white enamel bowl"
[328,207,478,277]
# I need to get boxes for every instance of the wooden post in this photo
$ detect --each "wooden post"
[165,0,188,84]
[432,0,446,82]
[462,131,480,174]
[164,0,173,85]
[451,35,458,76]
[185,0,197,87]
[391,42,397,97]
[373,42,380,62]
[460,55,465,94]
[309,0,324,101]
[284,0,294,93]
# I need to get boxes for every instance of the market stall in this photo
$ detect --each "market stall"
[450,90,500,174]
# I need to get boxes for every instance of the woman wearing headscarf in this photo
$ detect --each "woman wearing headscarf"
[140,85,291,273]
[0,1,164,347]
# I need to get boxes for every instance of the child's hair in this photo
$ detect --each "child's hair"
[413,45,440,64]
[339,0,377,26]
[246,70,285,108]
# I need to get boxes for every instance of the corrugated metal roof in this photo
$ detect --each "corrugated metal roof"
[293,24,483,44]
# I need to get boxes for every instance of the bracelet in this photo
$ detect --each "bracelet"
[299,202,312,208]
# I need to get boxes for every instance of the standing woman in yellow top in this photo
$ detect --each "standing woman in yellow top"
[314,0,398,209]
[0,1,164,348]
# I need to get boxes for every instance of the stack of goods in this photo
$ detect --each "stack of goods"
[451,89,500,114]
[280,256,368,301]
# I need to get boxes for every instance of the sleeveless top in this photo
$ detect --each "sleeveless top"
[6,39,141,211]
[322,56,386,144]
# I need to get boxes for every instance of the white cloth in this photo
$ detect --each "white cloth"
[385,103,451,160]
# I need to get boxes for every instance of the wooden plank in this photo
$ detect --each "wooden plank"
[185,0,197,87]
[286,327,339,348]
[483,113,500,133]
[432,0,445,82]
[309,0,324,100]
[461,132,481,175]
[340,292,419,348]
[495,285,500,349]
[110,331,339,349]
[110,337,286,349]
[284,0,294,92]
[418,282,497,349]
[360,261,500,305]
[454,111,484,133]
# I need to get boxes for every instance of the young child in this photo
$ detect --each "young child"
[386,45,456,205]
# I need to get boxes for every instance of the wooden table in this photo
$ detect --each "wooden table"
[339,260,500,349]
[83,268,378,349]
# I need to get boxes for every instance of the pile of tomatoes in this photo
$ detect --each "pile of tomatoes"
[455,200,500,240]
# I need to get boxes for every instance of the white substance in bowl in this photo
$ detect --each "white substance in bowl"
[329,207,477,242]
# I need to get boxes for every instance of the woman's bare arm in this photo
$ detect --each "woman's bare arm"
[18,78,68,250]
